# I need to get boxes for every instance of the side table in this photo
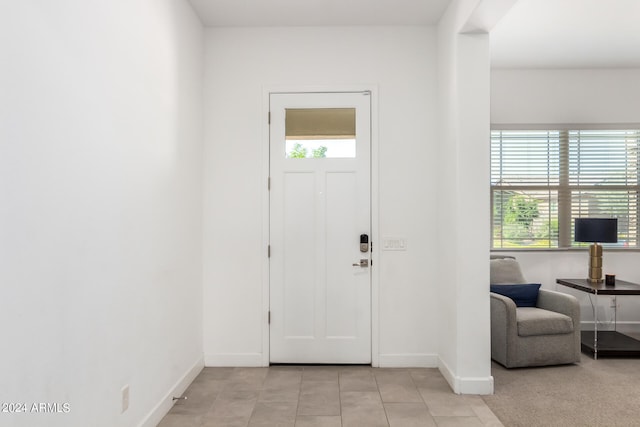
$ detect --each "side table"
[556,278,640,359]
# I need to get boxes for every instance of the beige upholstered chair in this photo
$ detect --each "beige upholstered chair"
[490,256,581,368]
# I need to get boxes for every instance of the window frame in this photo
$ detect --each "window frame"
[490,124,640,251]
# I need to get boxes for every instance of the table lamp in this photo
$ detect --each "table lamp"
[574,218,618,283]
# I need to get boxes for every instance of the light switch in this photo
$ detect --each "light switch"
[382,237,407,251]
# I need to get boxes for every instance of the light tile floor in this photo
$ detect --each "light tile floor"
[158,366,503,427]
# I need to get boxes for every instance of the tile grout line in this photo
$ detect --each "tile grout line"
[373,369,391,427]
[337,367,343,427]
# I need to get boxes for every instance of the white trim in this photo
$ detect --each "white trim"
[438,358,457,393]
[262,84,380,366]
[455,375,495,395]
[261,88,271,367]
[438,357,494,395]
[138,355,204,427]
[369,87,380,367]
[378,353,438,368]
[204,353,264,367]
[491,123,640,131]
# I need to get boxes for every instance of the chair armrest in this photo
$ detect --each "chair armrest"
[490,292,519,365]
[490,292,517,332]
[537,289,582,362]
[537,289,580,322]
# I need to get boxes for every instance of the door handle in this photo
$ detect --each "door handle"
[352,259,369,267]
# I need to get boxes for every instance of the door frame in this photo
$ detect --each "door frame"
[261,85,380,367]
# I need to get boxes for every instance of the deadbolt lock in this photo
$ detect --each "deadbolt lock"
[360,234,369,253]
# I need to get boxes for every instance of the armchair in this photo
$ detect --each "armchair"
[490,257,581,368]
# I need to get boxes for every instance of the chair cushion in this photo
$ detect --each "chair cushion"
[490,258,527,284]
[490,283,541,307]
[516,307,574,336]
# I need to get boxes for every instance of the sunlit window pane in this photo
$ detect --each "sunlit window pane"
[491,129,640,249]
[285,108,356,158]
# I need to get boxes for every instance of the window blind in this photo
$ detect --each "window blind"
[491,129,640,249]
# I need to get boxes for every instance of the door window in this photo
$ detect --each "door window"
[285,108,356,158]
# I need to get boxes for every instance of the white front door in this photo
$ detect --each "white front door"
[269,91,371,364]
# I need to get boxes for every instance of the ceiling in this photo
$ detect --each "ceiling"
[187,0,452,26]
[188,0,640,69]
[491,0,640,68]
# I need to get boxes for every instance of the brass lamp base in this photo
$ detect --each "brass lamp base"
[587,243,604,283]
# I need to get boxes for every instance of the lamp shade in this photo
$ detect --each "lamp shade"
[575,218,618,243]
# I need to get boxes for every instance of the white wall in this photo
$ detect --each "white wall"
[491,68,640,328]
[0,1,204,426]
[436,0,493,395]
[492,68,640,125]
[202,26,440,368]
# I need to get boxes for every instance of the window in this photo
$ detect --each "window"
[491,128,640,249]
[285,108,356,158]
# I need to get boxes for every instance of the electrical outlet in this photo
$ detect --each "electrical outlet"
[121,385,129,413]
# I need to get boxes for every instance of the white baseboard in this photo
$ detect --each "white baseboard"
[204,353,265,367]
[138,355,204,427]
[438,358,494,395]
[377,353,439,368]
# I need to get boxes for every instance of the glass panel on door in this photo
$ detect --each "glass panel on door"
[285,108,356,158]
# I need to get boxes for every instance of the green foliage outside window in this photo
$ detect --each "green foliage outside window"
[289,143,308,158]
[312,146,327,158]
[503,195,540,239]
[493,192,558,248]
[288,143,328,158]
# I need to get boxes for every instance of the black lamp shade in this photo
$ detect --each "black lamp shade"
[575,218,618,243]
